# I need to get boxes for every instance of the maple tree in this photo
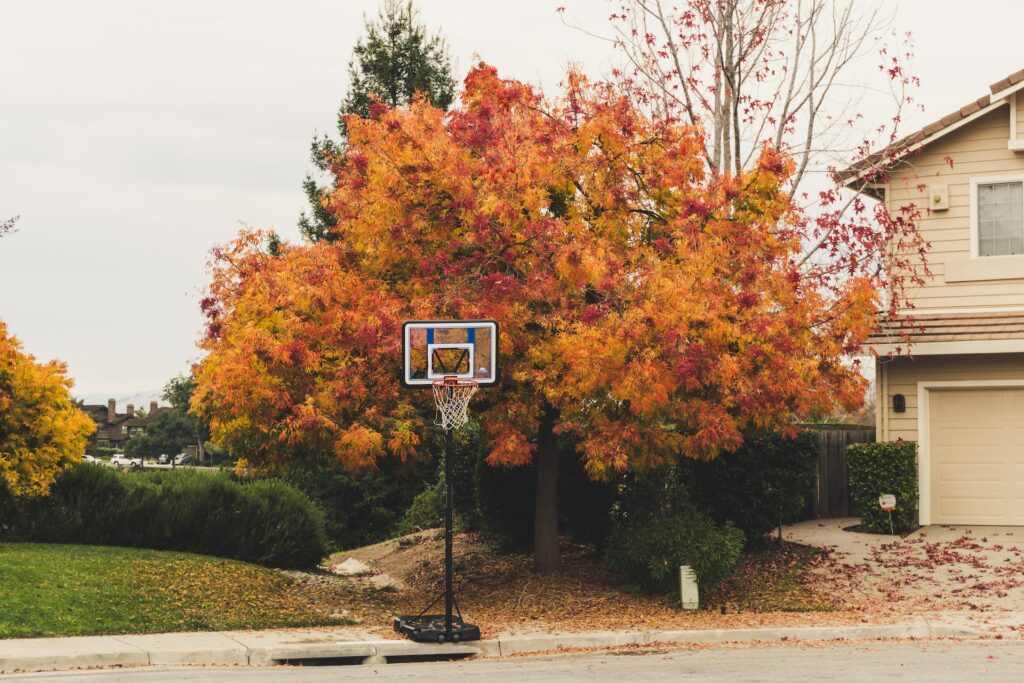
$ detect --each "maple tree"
[195,64,879,572]
[0,320,95,498]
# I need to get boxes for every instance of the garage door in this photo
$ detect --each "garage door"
[930,388,1024,525]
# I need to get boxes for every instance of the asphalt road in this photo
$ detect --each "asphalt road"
[4,640,1023,682]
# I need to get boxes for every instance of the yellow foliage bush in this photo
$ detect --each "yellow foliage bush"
[0,320,95,497]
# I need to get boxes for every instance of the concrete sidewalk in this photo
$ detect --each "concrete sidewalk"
[0,620,989,675]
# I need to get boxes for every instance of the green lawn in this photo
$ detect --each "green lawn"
[0,543,351,638]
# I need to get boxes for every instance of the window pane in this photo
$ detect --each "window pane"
[978,181,1024,255]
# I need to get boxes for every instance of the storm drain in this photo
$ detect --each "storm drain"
[275,653,474,666]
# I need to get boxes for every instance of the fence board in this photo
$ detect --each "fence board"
[800,424,875,518]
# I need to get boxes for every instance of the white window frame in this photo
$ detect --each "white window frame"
[969,174,1024,258]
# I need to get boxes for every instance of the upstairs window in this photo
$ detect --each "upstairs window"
[977,181,1024,256]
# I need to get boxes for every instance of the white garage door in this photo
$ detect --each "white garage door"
[930,388,1024,525]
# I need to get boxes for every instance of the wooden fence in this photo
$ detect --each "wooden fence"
[800,424,876,518]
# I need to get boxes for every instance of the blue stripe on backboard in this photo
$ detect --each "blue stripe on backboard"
[427,328,434,345]
[467,328,475,344]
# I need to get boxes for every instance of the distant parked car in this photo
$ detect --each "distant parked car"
[173,452,193,466]
[156,453,172,465]
[81,454,99,464]
[110,453,141,469]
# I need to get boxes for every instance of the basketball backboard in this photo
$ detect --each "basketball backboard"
[401,320,499,387]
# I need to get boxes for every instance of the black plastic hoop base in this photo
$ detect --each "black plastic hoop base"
[393,615,481,643]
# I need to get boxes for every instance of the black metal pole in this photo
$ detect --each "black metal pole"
[444,418,454,642]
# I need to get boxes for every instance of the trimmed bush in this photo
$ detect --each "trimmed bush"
[605,511,745,592]
[688,431,819,541]
[847,441,918,533]
[8,464,327,568]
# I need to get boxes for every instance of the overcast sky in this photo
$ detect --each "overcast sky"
[2,1,1023,398]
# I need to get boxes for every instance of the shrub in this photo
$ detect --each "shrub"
[282,458,430,552]
[687,431,819,541]
[8,464,327,568]
[847,441,918,533]
[604,467,744,594]
[605,511,745,593]
[398,479,445,534]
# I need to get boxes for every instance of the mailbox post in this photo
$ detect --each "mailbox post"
[878,494,896,536]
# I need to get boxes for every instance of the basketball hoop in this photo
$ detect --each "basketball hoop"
[397,320,496,644]
[432,377,478,431]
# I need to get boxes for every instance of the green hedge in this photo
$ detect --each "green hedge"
[7,464,327,568]
[688,431,819,541]
[847,441,918,533]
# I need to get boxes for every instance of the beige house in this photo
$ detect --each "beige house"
[848,68,1024,526]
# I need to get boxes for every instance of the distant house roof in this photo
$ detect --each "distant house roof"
[866,312,1024,349]
[840,66,1024,188]
[81,404,109,415]
[81,405,132,422]
[124,407,171,428]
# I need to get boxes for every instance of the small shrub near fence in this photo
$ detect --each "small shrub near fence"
[605,511,745,593]
[605,470,744,594]
[7,464,327,569]
[847,441,918,533]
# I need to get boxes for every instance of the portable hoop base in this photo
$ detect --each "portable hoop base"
[393,615,481,644]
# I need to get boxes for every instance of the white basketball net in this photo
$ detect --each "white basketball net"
[432,379,478,431]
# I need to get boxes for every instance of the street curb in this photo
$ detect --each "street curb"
[0,636,149,674]
[0,621,990,673]
[481,620,987,656]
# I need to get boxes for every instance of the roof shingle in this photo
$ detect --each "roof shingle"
[865,311,1024,347]
[842,66,1024,184]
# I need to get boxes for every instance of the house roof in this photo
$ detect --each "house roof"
[124,407,171,427]
[841,66,1024,186]
[989,67,1024,98]
[865,311,1024,347]
[81,405,133,423]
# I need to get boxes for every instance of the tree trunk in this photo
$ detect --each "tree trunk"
[533,404,561,574]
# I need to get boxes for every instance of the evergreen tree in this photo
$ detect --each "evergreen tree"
[300,0,456,242]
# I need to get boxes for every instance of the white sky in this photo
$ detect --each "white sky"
[1,0,1023,396]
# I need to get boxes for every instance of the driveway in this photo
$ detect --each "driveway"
[784,518,1024,629]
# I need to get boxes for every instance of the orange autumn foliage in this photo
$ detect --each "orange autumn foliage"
[0,320,95,497]
[193,65,873,477]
